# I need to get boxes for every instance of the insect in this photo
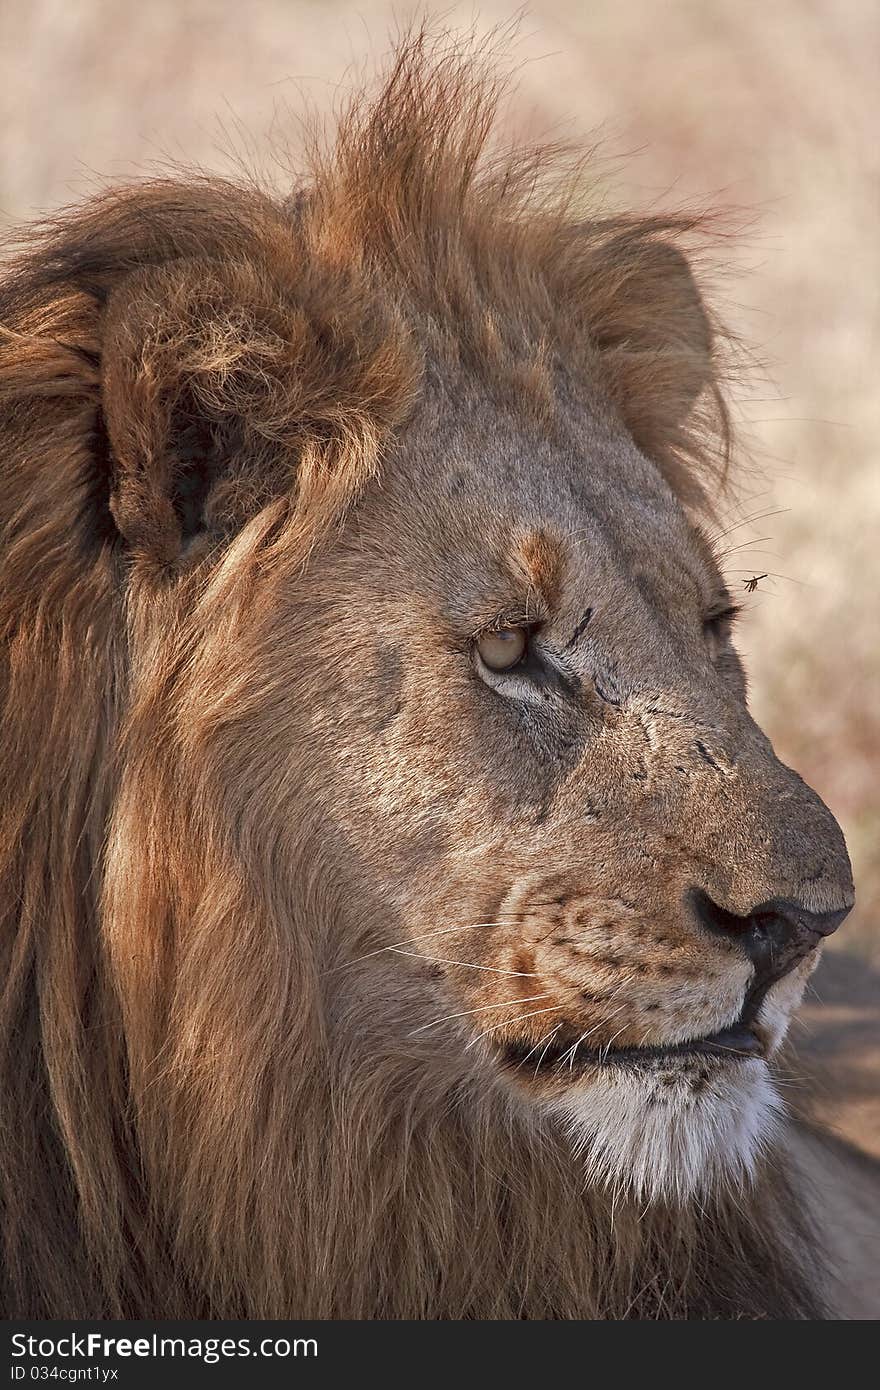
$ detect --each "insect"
[743,574,768,593]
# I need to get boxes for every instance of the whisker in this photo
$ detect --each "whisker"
[559,1003,630,1071]
[706,506,790,547]
[534,1027,564,1076]
[718,548,783,564]
[716,534,773,557]
[324,922,507,974]
[465,1005,560,1051]
[512,1023,561,1070]
[598,1023,630,1063]
[389,948,538,977]
[407,993,553,1036]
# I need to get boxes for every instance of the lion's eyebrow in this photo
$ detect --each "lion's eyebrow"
[706,585,738,618]
[508,529,565,608]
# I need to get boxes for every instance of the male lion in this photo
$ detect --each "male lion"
[1,39,877,1320]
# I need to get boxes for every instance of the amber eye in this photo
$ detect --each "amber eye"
[476,627,528,672]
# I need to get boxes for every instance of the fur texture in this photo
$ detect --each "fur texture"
[0,34,855,1318]
[553,1058,785,1203]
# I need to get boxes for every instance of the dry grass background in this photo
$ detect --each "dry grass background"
[1,0,877,1145]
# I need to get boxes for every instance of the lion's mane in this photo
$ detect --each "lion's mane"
[0,35,821,1318]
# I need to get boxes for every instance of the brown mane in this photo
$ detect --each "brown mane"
[0,34,819,1318]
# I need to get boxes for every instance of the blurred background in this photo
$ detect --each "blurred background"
[1,0,877,1147]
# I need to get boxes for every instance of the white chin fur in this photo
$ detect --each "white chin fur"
[548,1058,785,1205]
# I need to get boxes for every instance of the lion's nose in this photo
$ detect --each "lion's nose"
[689,888,852,986]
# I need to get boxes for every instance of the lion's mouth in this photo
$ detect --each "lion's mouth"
[495,957,787,1078]
[498,1020,764,1076]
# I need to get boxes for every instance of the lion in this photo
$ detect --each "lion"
[1,36,877,1320]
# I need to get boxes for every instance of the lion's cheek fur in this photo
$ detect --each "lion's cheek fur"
[548,1059,785,1204]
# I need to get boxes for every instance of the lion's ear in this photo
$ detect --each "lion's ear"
[593,239,712,411]
[579,232,724,500]
[0,183,417,567]
[100,258,302,559]
[100,253,415,561]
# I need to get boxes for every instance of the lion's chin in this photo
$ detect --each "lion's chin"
[545,1057,785,1205]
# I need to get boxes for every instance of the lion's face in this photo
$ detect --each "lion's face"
[0,46,857,1318]
[300,386,853,1202]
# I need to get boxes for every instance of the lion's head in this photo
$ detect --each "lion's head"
[0,39,853,1318]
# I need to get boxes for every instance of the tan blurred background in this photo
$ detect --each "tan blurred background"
[1,0,877,1146]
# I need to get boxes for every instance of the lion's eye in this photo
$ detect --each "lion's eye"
[476,627,528,672]
[703,605,739,657]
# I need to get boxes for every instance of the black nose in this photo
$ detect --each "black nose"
[689,889,851,988]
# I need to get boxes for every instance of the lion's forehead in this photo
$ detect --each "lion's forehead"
[366,389,709,638]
